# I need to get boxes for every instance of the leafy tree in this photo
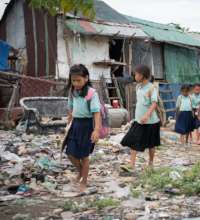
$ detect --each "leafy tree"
[28,0,95,19]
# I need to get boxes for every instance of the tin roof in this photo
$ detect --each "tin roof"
[126,16,200,48]
[65,18,147,38]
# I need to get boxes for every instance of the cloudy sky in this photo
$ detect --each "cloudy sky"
[104,0,200,32]
[0,0,199,32]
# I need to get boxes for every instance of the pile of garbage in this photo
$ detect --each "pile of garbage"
[1,127,200,220]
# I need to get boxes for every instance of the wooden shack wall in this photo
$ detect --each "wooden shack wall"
[125,82,137,119]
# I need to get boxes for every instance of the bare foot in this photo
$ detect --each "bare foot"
[148,162,154,170]
[72,174,82,184]
[79,181,87,193]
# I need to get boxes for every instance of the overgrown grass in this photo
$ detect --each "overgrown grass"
[131,163,200,196]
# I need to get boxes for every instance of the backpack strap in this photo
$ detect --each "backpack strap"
[189,95,193,109]
[85,87,96,113]
[146,83,157,98]
[85,87,95,101]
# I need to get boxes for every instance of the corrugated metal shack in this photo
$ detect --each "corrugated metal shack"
[126,16,200,83]
[1,0,200,122]
[0,0,57,78]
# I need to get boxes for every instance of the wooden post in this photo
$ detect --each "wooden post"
[4,81,19,128]
[128,40,133,75]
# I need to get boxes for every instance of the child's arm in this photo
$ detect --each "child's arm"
[91,112,101,143]
[67,96,73,124]
[140,102,157,124]
[90,91,101,143]
[67,111,73,124]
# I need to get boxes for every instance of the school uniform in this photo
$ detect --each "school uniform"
[175,95,194,134]
[121,82,160,152]
[65,88,100,159]
[191,93,200,129]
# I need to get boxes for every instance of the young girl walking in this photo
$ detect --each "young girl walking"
[175,85,194,146]
[121,65,160,171]
[191,84,200,144]
[65,64,101,192]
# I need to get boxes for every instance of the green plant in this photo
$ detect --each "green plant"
[63,200,78,212]
[131,188,141,198]
[28,0,95,18]
[94,198,120,210]
[131,163,200,196]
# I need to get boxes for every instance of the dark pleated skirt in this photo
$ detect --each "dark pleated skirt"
[120,122,160,152]
[194,116,200,129]
[65,118,95,159]
[175,111,194,134]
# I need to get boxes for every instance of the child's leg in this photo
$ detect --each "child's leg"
[180,134,185,144]
[189,132,193,143]
[197,127,200,144]
[186,133,189,144]
[80,157,89,191]
[149,147,155,167]
[68,155,82,181]
[196,129,200,142]
[130,149,137,169]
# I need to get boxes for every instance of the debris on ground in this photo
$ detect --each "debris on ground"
[1,126,200,220]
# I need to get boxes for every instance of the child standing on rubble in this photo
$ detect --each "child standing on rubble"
[121,65,160,171]
[64,64,101,192]
[191,84,200,144]
[175,85,194,146]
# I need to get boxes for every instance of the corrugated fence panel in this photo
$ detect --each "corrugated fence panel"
[47,13,57,77]
[23,2,35,76]
[35,10,46,77]
[164,44,200,83]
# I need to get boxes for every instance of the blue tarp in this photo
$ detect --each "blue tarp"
[0,40,11,71]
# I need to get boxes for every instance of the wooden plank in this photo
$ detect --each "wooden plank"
[47,13,57,77]
[0,84,13,88]
[44,13,49,77]
[23,3,35,76]
[32,8,38,76]
[4,82,19,124]
[93,60,127,66]
[125,82,137,119]
[35,9,46,77]
[0,71,67,86]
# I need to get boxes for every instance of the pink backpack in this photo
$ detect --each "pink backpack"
[85,88,110,139]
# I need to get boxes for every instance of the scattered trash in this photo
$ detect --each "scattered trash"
[169,171,182,180]
[0,126,200,220]
[1,151,22,162]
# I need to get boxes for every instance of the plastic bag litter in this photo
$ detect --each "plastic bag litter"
[3,163,23,177]
[1,151,22,162]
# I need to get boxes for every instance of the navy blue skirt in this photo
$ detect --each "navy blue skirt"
[194,116,200,129]
[175,111,194,134]
[65,118,95,159]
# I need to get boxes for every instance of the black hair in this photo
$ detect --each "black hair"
[150,75,155,83]
[193,83,200,88]
[67,64,92,97]
[189,84,194,90]
[134,64,151,80]
[180,84,190,93]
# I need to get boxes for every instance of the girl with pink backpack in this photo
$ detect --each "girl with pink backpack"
[62,64,108,192]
